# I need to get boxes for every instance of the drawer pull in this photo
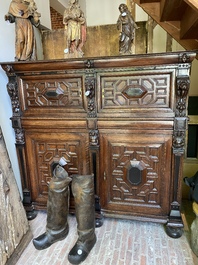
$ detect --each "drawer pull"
[85,90,91,96]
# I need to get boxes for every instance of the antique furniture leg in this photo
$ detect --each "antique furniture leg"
[95,195,104,227]
[166,154,184,238]
[16,143,37,220]
[92,151,104,227]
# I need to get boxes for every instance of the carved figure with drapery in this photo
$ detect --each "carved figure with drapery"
[5,0,41,61]
[63,0,86,58]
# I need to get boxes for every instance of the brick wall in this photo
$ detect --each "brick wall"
[50,7,64,30]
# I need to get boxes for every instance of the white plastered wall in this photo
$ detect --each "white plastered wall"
[85,0,125,26]
[50,0,125,23]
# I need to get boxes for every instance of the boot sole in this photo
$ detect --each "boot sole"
[33,228,69,250]
[68,235,96,264]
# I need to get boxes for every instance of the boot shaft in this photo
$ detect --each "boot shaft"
[33,165,71,250]
[68,174,96,265]
[71,174,95,233]
[47,170,72,230]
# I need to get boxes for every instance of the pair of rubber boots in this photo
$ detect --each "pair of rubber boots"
[33,165,96,265]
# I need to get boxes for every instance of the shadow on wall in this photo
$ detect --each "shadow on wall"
[41,22,147,60]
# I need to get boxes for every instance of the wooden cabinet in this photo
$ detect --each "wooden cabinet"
[1,51,196,237]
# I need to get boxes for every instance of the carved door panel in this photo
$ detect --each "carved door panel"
[25,130,90,208]
[99,130,173,221]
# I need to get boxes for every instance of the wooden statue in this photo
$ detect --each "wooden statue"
[117,3,138,55]
[63,0,86,58]
[5,0,41,61]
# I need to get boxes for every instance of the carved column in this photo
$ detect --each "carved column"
[166,53,191,238]
[2,64,37,220]
[85,60,103,227]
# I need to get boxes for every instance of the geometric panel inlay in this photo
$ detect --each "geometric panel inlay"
[24,78,83,107]
[122,85,147,99]
[109,142,164,205]
[127,160,147,185]
[100,74,170,109]
[36,141,79,186]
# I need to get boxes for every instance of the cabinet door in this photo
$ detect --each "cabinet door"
[25,130,90,208]
[99,130,173,222]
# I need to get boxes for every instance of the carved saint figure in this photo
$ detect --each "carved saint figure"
[63,0,86,58]
[23,0,41,23]
[5,0,41,61]
[117,3,138,55]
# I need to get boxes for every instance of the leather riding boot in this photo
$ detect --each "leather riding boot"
[68,174,96,265]
[33,165,72,250]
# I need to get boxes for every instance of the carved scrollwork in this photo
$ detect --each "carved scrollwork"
[89,130,99,146]
[179,53,190,63]
[6,75,24,144]
[173,131,185,150]
[175,76,190,117]
[85,77,95,99]
[15,128,25,144]
[1,64,14,76]
[85,76,97,118]
[88,99,95,112]
[85,59,94,69]
[7,78,20,115]
[173,74,190,153]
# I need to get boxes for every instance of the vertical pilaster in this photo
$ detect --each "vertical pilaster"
[166,53,191,238]
[85,60,103,226]
[2,64,37,220]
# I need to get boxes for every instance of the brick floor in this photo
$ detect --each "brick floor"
[15,211,198,265]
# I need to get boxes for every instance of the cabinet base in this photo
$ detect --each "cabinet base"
[165,201,184,238]
[23,189,37,220]
[26,210,38,221]
[165,226,183,238]
[95,213,104,227]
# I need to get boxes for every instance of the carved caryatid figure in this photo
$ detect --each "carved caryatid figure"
[5,0,41,61]
[117,3,138,55]
[63,0,86,58]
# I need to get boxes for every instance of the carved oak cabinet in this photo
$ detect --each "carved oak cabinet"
[1,51,196,237]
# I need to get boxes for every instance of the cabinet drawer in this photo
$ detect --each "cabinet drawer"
[19,74,87,118]
[97,69,176,119]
